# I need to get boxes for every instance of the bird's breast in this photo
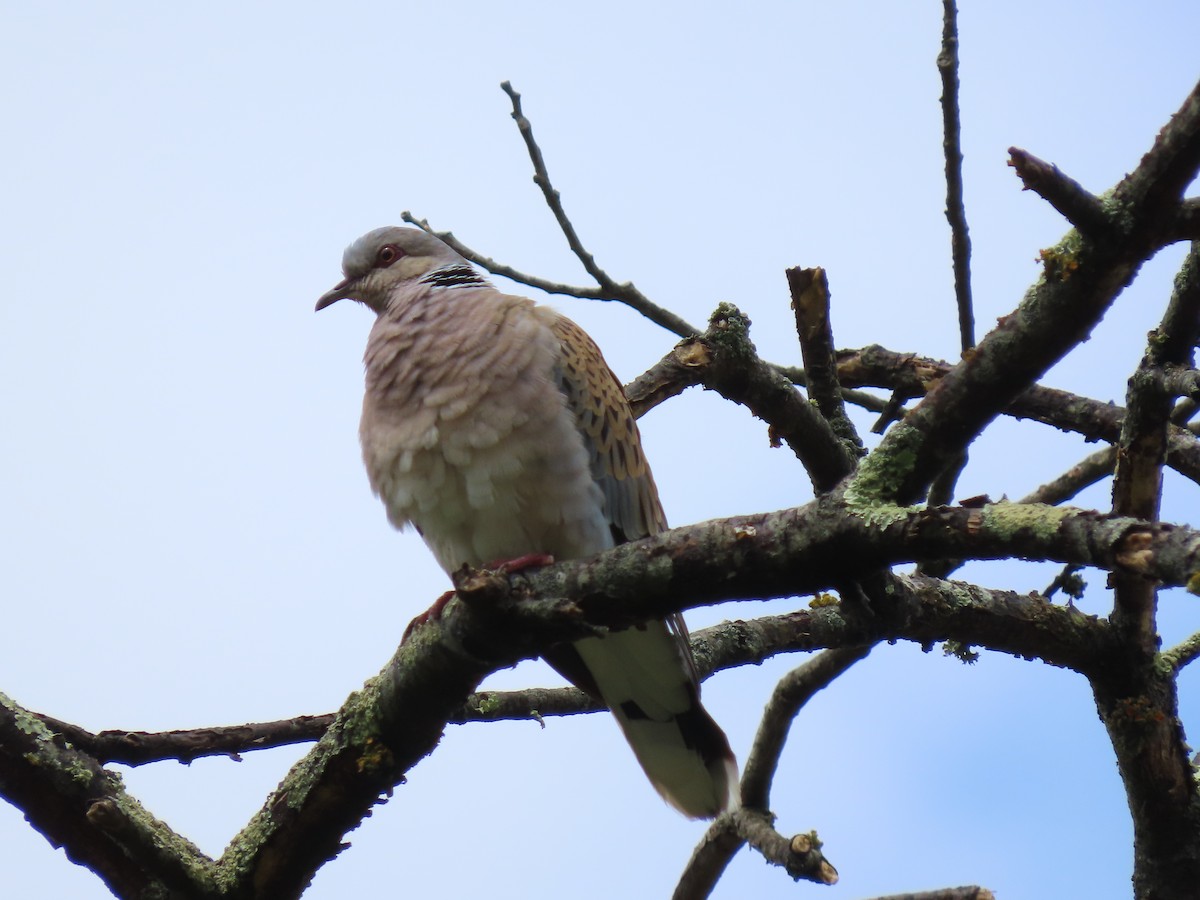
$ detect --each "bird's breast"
[359,291,611,571]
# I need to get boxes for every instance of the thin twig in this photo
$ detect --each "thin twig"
[741,646,873,810]
[402,213,611,301]
[1021,445,1117,507]
[403,209,698,337]
[490,81,702,337]
[860,888,995,900]
[937,0,975,353]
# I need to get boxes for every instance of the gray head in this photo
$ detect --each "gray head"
[315,226,467,314]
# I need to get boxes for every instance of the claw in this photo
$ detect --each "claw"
[402,589,456,642]
[483,553,555,575]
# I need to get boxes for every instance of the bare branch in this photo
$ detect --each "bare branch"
[672,817,742,900]
[476,81,703,338]
[1162,630,1200,674]
[855,80,1200,507]
[673,811,837,899]
[788,266,863,463]
[838,345,1200,484]
[35,713,333,767]
[1173,197,1200,242]
[1111,244,1200,643]
[740,646,872,810]
[1112,77,1200,223]
[937,0,975,352]
[1007,148,1109,234]
[401,210,700,336]
[622,303,855,492]
[860,888,995,900]
[1021,445,1116,507]
[402,213,608,299]
[0,694,218,898]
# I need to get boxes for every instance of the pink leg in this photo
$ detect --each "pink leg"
[403,589,456,643]
[483,553,555,574]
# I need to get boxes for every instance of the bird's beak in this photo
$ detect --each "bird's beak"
[315,277,355,311]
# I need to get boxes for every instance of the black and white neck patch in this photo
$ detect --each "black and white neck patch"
[421,264,489,289]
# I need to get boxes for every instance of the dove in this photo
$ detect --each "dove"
[317,226,737,818]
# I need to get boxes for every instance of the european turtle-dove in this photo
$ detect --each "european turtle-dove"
[316,226,737,818]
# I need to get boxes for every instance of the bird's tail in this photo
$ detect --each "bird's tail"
[562,624,739,819]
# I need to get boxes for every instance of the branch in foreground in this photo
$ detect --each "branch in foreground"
[460,502,1140,677]
[5,495,1152,893]
[34,568,1110,769]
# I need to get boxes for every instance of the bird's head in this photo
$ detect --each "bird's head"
[315,226,467,314]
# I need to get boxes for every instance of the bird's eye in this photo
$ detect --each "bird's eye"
[376,244,404,267]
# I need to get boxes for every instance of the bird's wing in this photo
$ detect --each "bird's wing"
[543,314,737,804]
[547,312,668,543]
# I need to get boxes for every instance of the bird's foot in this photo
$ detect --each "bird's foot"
[402,589,456,643]
[482,553,555,575]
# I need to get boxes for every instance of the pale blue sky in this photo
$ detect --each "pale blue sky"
[2,2,1198,898]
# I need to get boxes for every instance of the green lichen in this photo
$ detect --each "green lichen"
[1037,229,1084,282]
[942,640,980,664]
[1099,188,1135,234]
[4,694,108,789]
[981,499,1074,541]
[472,692,504,715]
[843,425,922,526]
[937,581,977,607]
[1186,571,1200,596]
[111,792,214,883]
[705,302,757,361]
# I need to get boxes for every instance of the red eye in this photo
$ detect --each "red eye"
[377,244,404,266]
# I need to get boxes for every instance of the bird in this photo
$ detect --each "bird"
[316,226,737,818]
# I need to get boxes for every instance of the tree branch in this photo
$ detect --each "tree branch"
[480,80,701,337]
[1007,147,1109,235]
[837,344,1200,484]
[788,266,864,464]
[622,303,855,491]
[861,888,995,900]
[1111,243,1200,648]
[741,646,873,810]
[0,693,218,898]
[937,0,975,352]
[859,79,1200,505]
[1020,445,1116,506]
